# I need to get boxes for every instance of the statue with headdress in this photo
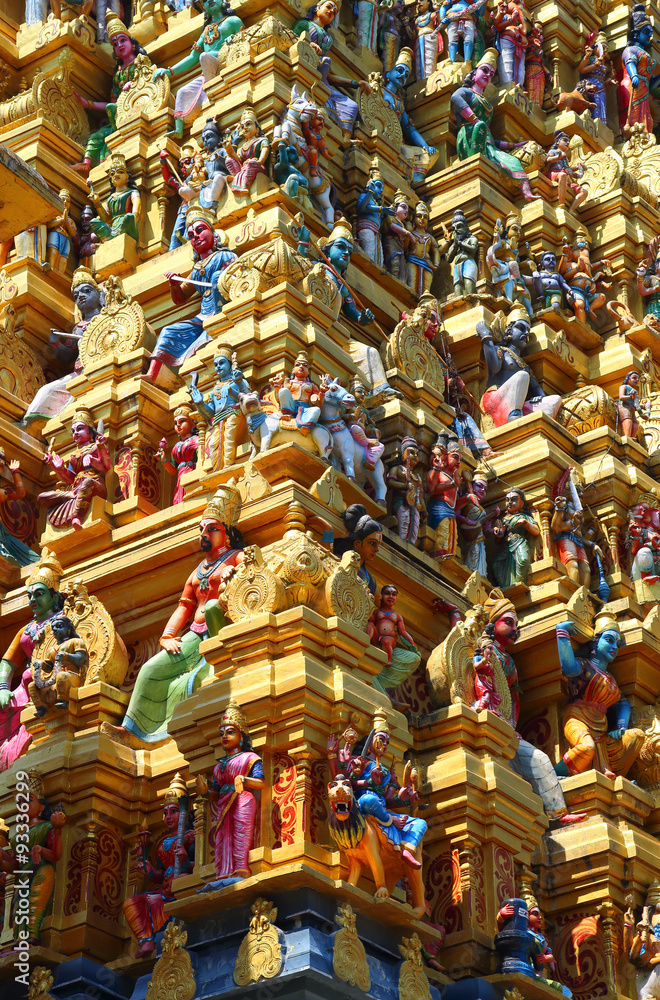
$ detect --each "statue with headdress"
[356,158,391,268]
[551,467,607,596]
[624,880,660,1000]
[439,209,479,298]
[28,615,88,717]
[38,405,112,531]
[101,484,244,747]
[157,404,199,505]
[0,770,66,945]
[123,773,195,958]
[628,491,660,597]
[406,201,440,297]
[88,152,141,243]
[451,49,538,202]
[23,267,105,427]
[558,226,612,325]
[427,590,587,825]
[476,305,563,428]
[0,447,39,568]
[142,206,237,384]
[188,345,250,471]
[555,613,645,779]
[486,211,533,316]
[620,3,660,134]
[383,47,438,185]
[196,698,265,892]
[386,436,425,544]
[223,108,271,195]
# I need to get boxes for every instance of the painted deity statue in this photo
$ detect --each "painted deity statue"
[155,0,243,140]
[386,436,425,544]
[101,486,243,746]
[77,205,100,266]
[123,774,194,958]
[578,30,614,122]
[38,407,111,531]
[72,18,148,175]
[46,188,77,274]
[625,882,660,1000]
[345,376,385,469]
[491,487,539,588]
[367,585,421,695]
[143,209,237,383]
[189,348,250,470]
[531,251,574,311]
[524,21,549,108]
[159,145,198,251]
[0,449,39,567]
[637,238,660,322]
[157,404,199,505]
[472,592,587,824]
[492,0,526,86]
[426,432,466,561]
[197,699,264,891]
[24,268,104,426]
[384,49,437,184]
[439,208,479,297]
[407,201,440,297]
[477,308,562,426]
[0,771,66,944]
[355,0,380,53]
[382,191,412,284]
[543,131,588,213]
[28,616,88,717]
[292,1,370,140]
[412,0,441,82]
[618,370,648,439]
[451,50,537,201]
[628,496,660,585]
[439,0,481,65]
[195,118,231,210]
[224,109,271,195]
[457,467,496,576]
[270,351,325,438]
[356,158,391,268]
[619,4,660,134]
[558,227,612,324]
[551,468,605,593]
[555,615,645,778]
[495,899,550,980]
[486,213,533,316]
[334,504,382,595]
[0,553,65,710]
[378,0,413,74]
[89,153,141,243]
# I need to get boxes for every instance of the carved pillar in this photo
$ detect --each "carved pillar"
[79,823,100,912]
[602,514,624,572]
[457,837,479,928]
[157,194,168,236]
[535,498,554,559]
[598,902,621,994]
[290,749,316,845]
[552,56,561,89]
[193,793,208,873]
[0,873,15,947]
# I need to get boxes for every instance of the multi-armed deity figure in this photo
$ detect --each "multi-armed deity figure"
[197,698,264,891]
[439,209,479,298]
[619,4,660,134]
[578,30,614,122]
[38,407,112,531]
[123,773,195,957]
[143,208,237,383]
[486,213,533,316]
[558,227,612,324]
[102,485,244,746]
[551,468,606,594]
[189,347,250,470]
[155,0,243,140]
[555,615,645,779]
[451,51,537,201]
[477,307,562,426]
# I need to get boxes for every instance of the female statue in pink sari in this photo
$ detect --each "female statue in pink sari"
[197,698,264,892]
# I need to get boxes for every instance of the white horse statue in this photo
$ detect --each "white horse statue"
[319,377,387,504]
[272,85,334,227]
[238,390,332,459]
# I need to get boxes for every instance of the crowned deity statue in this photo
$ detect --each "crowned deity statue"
[356,158,391,268]
[386,436,425,545]
[383,48,437,185]
[88,153,141,244]
[189,347,250,470]
[407,201,440,297]
[578,30,613,122]
[223,109,271,195]
[619,3,660,134]
[492,0,527,85]
[0,448,39,568]
[157,404,199,506]
[101,485,244,746]
[439,209,479,298]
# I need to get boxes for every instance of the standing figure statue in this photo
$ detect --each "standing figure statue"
[367,585,421,695]
[224,109,271,195]
[426,432,464,560]
[578,30,614,122]
[492,0,527,85]
[491,487,540,588]
[551,468,605,592]
[619,4,660,134]
[451,51,537,201]
[439,0,480,65]
[555,616,645,778]
[439,209,479,297]
[618,370,648,439]
[89,153,141,243]
[486,213,533,316]
[0,450,39,567]
[382,191,412,284]
[378,0,412,74]
[406,201,440,297]
[558,227,612,324]
[625,883,660,1000]
[524,20,550,108]
[386,436,425,544]
[39,408,112,531]
[292,1,369,141]
[413,0,442,82]
[77,205,101,267]
[383,48,438,182]
[457,467,496,576]
[477,308,562,426]
[101,486,244,746]
[72,18,147,175]
[46,189,77,274]
[543,132,588,213]
[157,404,199,505]
[355,0,380,53]
[123,774,194,958]
[155,0,243,141]
[197,698,265,891]
[532,251,574,311]
[637,237,660,322]
[143,209,237,383]
[356,158,391,268]
[159,145,200,251]
[189,348,250,469]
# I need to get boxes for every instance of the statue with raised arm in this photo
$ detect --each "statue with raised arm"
[188,347,250,470]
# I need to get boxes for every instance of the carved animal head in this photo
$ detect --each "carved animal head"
[238,390,262,415]
[320,376,356,411]
[327,775,367,849]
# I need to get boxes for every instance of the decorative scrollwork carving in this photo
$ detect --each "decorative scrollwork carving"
[114,54,170,128]
[333,903,371,991]
[234,898,282,986]
[223,545,287,620]
[146,921,195,1000]
[399,933,432,1000]
[0,269,45,403]
[358,76,403,149]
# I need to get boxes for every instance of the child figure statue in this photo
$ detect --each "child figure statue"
[197,698,265,891]
[29,616,89,716]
